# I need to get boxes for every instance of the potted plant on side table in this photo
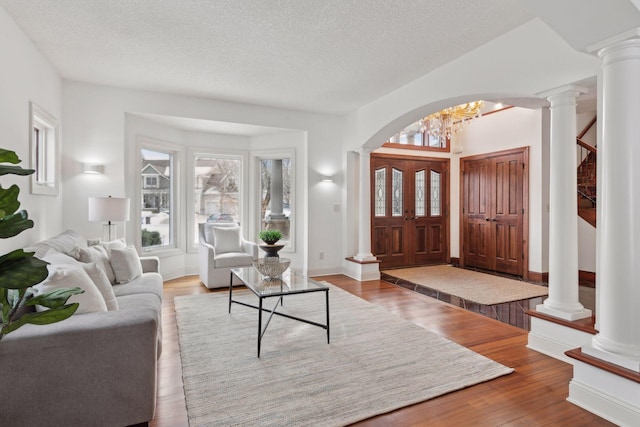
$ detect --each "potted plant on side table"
[258,229,284,258]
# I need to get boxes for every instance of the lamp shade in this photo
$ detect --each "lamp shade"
[88,196,130,222]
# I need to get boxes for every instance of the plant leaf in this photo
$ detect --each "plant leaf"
[0,250,49,290]
[0,184,21,216]
[0,165,34,177]
[0,149,21,164]
[26,287,84,309]
[0,287,9,323]
[2,304,79,334]
[0,210,34,238]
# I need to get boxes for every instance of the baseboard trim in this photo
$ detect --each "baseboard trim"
[579,270,596,287]
[528,271,548,283]
[568,367,640,426]
[527,316,593,364]
[449,257,460,266]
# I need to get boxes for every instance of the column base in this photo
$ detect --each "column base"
[344,257,380,281]
[568,351,640,426]
[583,341,640,372]
[536,303,592,321]
[527,316,594,364]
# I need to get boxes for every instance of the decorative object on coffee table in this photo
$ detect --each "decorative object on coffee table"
[258,230,284,257]
[252,257,290,280]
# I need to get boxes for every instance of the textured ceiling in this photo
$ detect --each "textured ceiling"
[1,0,534,114]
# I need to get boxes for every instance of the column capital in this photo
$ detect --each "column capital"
[587,26,640,54]
[538,85,588,104]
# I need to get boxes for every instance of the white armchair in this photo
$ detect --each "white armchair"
[198,222,258,289]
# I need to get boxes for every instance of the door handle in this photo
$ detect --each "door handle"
[491,217,497,222]
[485,218,490,221]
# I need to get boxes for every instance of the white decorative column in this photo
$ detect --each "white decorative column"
[354,149,377,262]
[565,33,640,427]
[581,36,640,371]
[536,86,592,321]
[268,159,285,219]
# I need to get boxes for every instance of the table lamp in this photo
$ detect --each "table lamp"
[88,196,130,241]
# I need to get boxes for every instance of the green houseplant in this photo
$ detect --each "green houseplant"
[258,229,282,245]
[0,148,82,342]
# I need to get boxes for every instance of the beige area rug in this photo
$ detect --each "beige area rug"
[174,283,513,426]
[383,265,548,305]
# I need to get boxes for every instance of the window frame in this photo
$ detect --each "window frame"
[136,136,183,256]
[187,147,246,252]
[29,102,59,196]
[252,148,296,253]
[383,128,450,152]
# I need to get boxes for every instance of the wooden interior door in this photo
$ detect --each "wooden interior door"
[371,154,449,269]
[461,147,527,277]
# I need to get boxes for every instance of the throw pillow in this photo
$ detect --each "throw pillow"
[213,226,242,253]
[81,262,119,311]
[34,263,108,314]
[110,246,143,284]
[99,238,127,255]
[74,245,117,284]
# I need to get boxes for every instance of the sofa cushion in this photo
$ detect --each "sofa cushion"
[25,229,87,259]
[111,246,143,284]
[112,272,163,301]
[34,263,108,315]
[116,292,163,356]
[213,226,242,253]
[43,249,118,311]
[214,252,254,268]
[82,262,119,311]
[42,248,79,265]
[74,245,117,284]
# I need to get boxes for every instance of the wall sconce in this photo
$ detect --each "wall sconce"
[321,175,334,182]
[83,163,104,174]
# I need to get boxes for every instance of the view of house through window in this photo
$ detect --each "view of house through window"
[141,148,173,248]
[260,158,291,245]
[193,155,242,244]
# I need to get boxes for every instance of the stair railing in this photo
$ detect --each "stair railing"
[576,137,597,208]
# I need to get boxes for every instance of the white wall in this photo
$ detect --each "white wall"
[0,8,63,254]
[62,81,345,279]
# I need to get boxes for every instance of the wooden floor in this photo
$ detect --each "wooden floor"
[150,275,613,427]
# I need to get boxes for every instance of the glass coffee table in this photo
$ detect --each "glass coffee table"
[229,267,330,357]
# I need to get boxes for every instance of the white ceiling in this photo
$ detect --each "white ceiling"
[0,0,534,115]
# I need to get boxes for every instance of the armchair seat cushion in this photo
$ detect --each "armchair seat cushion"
[214,252,254,268]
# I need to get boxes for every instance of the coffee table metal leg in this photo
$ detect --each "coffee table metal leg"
[228,272,233,313]
[258,297,263,357]
[326,290,330,344]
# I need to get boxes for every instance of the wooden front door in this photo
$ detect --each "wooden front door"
[371,154,449,269]
[461,147,528,277]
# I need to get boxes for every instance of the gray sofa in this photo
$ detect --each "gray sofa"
[0,230,163,427]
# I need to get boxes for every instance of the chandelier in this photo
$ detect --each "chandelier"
[387,101,485,145]
[420,101,484,139]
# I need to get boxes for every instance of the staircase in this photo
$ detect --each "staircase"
[577,117,597,227]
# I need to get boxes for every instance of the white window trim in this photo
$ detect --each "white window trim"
[187,146,248,253]
[136,136,184,256]
[251,148,296,253]
[29,102,59,196]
